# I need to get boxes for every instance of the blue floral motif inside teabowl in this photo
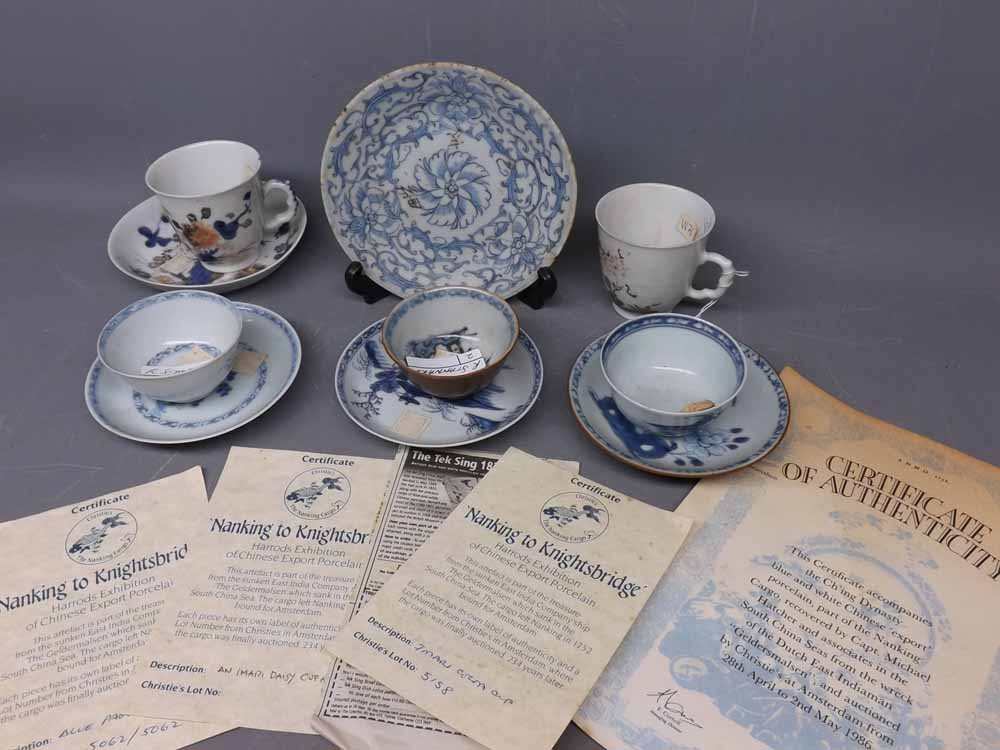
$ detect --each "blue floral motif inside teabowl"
[322,64,576,298]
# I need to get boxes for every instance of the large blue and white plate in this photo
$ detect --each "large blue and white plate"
[321,62,577,299]
[108,188,307,293]
[85,303,301,444]
[336,319,543,447]
[569,335,789,477]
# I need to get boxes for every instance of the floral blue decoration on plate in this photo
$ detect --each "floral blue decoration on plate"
[569,334,789,477]
[107,188,307,293]
[85,303,300,444]
[336,318,543,448]
[321,62,577,299]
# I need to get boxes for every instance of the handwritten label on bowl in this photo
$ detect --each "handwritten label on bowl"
[405,348,486,376]
[139,345,214,376]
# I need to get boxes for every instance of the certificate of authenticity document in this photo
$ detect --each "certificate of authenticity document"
[123,447,394,734]
[576,369,1000,750]
[328,448,693,750]
[0,468,230,750]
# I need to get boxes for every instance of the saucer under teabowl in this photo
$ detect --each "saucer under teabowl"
[335,319,543,448]
[569,334,789,477]
[85,303,300,443]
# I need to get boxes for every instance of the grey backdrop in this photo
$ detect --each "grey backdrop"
[2,1,999,748]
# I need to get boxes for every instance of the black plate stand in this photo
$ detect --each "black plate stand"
[344,262,557,309]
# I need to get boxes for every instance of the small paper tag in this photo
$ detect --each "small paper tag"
[140,345,213,376]
[405,348,486,376]
[158,253,194,275]
[232,350,267,375]
[392,410,431,438]
[677,213,700,242]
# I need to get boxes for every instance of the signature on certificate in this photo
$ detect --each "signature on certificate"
[647,688,703,733]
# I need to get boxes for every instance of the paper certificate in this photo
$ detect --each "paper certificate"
[314,447,577,750]
[0,468,230,750]
[327,448,693,750]
[576,369,1000,750]
[123,447,395,734]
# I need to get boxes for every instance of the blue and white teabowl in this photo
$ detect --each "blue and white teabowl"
[570,335,789,477]
[336,318,543,448]
[321,63,577,298]
[86,303,301,444]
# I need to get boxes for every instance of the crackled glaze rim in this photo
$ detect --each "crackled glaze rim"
[569,334,790,478]
[106,192,307,293]
[335,317,543,448]
[319,61,578,299]
[84,302,301,444]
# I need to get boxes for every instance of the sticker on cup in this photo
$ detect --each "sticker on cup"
[676,213,700,242]
[405,349,486,376]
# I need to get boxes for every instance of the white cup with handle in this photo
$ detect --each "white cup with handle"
[145,140,296,273]
[596,183,737,318]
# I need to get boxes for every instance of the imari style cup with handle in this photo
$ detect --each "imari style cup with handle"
[596,183,737,318]
[145,141,296,273]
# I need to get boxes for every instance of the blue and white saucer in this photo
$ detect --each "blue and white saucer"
[321,63,576,298]
[336,319,543,448]
[85,303,301,444]
[108,187,307,293]
[569,335,789,477]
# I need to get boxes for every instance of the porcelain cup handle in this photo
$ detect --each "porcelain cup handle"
[262,180,296,231]
[685,249,736,300]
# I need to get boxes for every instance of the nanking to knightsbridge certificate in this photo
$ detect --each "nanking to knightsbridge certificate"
[122,447,394,734]
[576,368,1000,750]
[327,448,693,750]
[0,468,231,750]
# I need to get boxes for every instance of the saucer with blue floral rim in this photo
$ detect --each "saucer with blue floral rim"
[108,185,307,293]
[568,334,789,477]
[336,318,543,448]
[85,303,300,444]
[321,62,576,299]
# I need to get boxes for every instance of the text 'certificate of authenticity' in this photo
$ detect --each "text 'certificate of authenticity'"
[123,447,394,734]
[328,448,693,750]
